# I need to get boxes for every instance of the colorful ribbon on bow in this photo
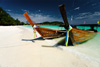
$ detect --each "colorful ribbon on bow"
[33,25,37,38]
[65,25,73,46]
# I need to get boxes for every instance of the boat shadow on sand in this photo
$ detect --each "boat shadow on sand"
[22,37,89,48]
[22,37,61,47]
[21,37,44,42]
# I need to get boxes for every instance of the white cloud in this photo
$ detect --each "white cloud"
[74,7,80,10]
[8,12,62,23]
[6,9,11,12]
[22,9,30,13]
[8,13,25,22]
[75,12,91,19]
[93,12,100,16]
[27,13,62,23]
[78,12,91,16]
[38,10,41,12]
[75,16,86,19]
[92,3,96,6]
[75,12,100,20]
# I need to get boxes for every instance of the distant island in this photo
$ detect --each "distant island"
[37,21,64,25]
[0,7,25,26]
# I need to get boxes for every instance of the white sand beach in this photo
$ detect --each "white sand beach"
[0,26,99,67]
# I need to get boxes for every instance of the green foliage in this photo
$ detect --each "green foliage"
[0,7,25,25]
[38,21,64,25]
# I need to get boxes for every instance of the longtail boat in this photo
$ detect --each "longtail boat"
[23,4,99,46]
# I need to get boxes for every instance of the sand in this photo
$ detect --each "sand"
[0,26,99,67]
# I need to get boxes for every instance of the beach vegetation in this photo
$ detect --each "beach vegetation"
[0,7,25,25]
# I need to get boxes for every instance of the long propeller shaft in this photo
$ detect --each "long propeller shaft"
[23,12,34,26]
[59,4,69,29]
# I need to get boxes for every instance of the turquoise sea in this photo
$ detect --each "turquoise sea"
[25,25,100,65]
[25,25,66,30]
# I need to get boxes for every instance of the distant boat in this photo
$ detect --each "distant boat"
[23,4,99,46]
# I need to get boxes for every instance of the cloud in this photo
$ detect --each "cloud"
[75,12,100,20]
[92,3,96,6]
[26,13,62,23]
[6,9,11,12]
[7,11,100,25]
[92,12,100,16]
[8,12,62,23]
[74,7,80,10]
[22,9,30,13]
[8,13,25,22]
[38,10,41,12]
[75,12,91,19]
[78,12,91,16]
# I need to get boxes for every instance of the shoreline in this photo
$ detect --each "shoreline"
[22,26,100,67]
[0,26,99,67]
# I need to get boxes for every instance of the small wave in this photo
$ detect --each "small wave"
[59,46,100,67]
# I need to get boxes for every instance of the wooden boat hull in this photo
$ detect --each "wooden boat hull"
[36,26,66,39]
[71,28,98,44]
[23,12,99,46]
[35,26,98,45]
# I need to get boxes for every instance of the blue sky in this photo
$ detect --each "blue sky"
[0,0,100,24]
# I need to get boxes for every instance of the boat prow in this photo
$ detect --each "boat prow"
[23,4,99,46]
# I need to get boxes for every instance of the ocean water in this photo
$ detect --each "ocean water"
[25,25,65,30]
[71,27,100,65]
[25,25,100,65]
